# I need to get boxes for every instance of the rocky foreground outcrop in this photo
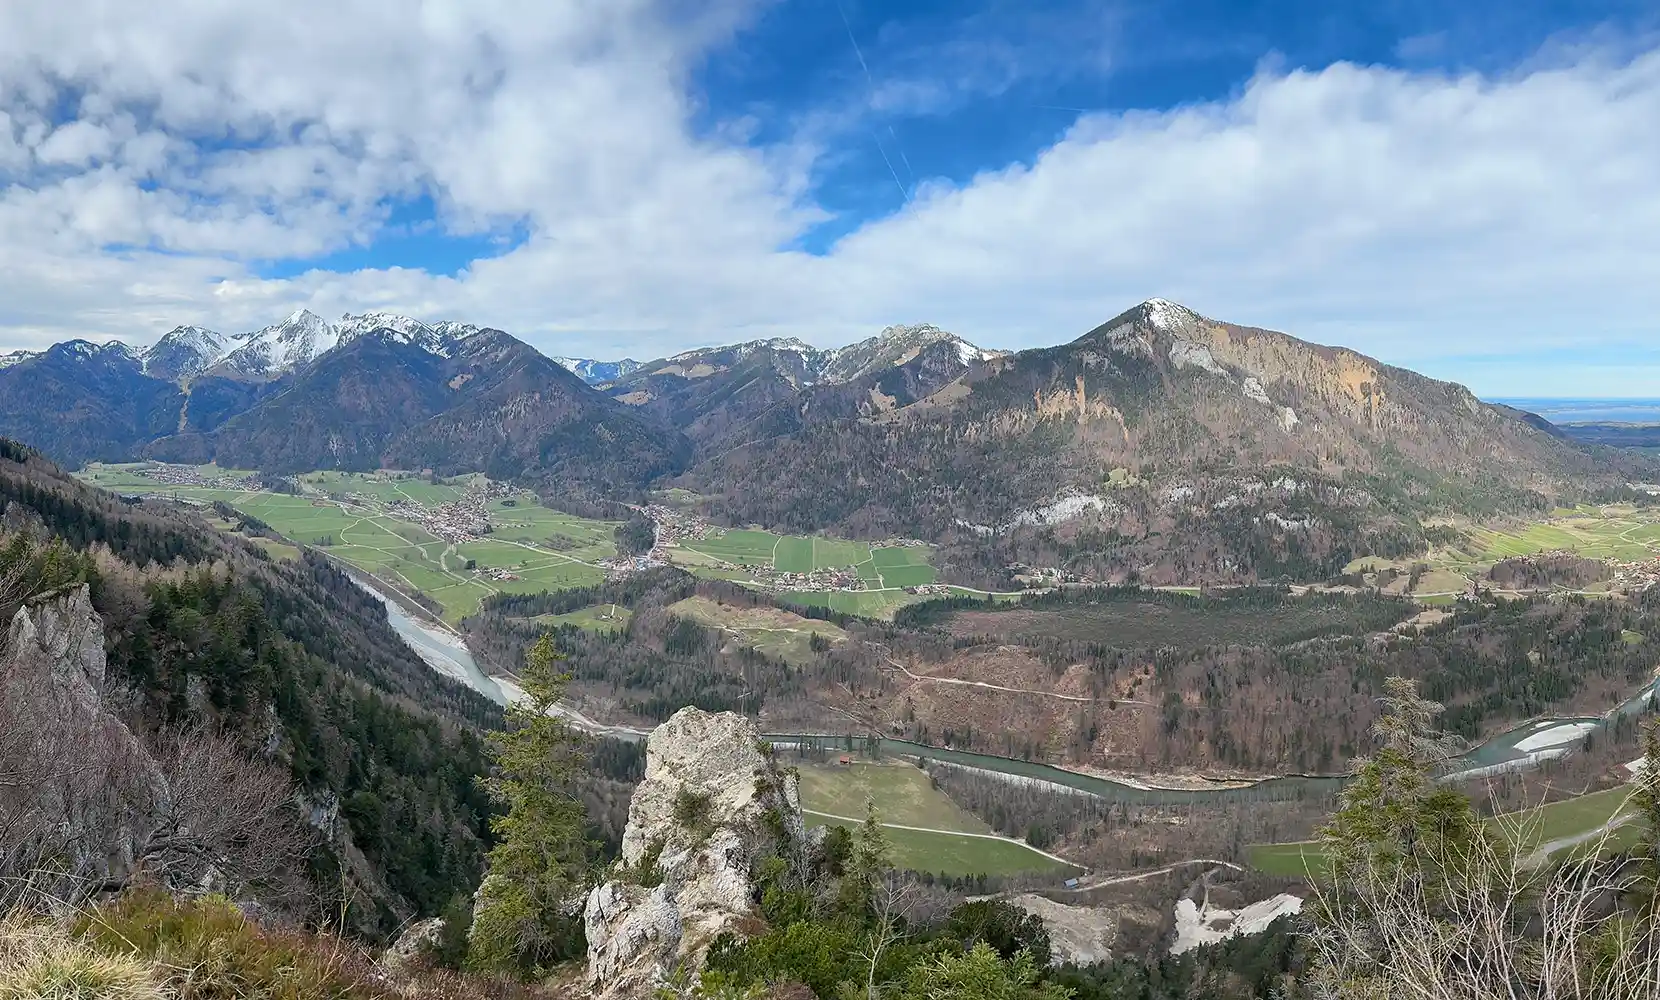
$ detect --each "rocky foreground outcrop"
[0,585,165,901]
[584,708,809,999]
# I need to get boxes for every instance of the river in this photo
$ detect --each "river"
[358,575,1658,805]
[351,576,507,706]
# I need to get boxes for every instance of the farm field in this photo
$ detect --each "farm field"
[666,596,847,665]
[1248,784,1642,878]
[796,762,988,833]
[801,816,1080,878]
[1347,505,1660,595]
[781,589,921,620]
[673,531,937,589]
[534,604,633,633]
[941,591,1413,650]
[75,464,618,623]
[795,759,1077,877]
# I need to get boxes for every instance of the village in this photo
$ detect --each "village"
[321,483,510,544]
[137,464,265,492]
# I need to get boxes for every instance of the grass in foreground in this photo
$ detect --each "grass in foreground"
[0,890,527,1000]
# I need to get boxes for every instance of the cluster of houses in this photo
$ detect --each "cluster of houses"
[599,552,668,576]
[770,567,865,591]
[139,464,262,491]
[637,503,720,547]
[384,497,493,543]
[1007,563,1086,586]
[1607,558,1660,591]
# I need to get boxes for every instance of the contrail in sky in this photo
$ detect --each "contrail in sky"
[836,0,911,203]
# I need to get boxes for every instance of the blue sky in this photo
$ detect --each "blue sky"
[1,0,1658,395]
[695,0,1658,255]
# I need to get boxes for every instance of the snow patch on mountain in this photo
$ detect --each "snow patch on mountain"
[554,357,644,385]
[1006,492,1123,529]
[217,309,340,377]
[1168,340,1227,376]
[0,350,36,369]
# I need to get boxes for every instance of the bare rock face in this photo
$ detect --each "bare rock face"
[584,707,808,999]
[1,585,164,901]
[383,916,446,972]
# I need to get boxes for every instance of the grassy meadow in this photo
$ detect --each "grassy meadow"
[77,464,618,623]
[794,759,1078,877]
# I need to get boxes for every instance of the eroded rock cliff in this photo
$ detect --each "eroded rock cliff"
[584,707,808,999]
[0,585,164,903]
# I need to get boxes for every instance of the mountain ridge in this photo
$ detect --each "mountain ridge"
[682,298,1637,584]
[0,297,1639,586]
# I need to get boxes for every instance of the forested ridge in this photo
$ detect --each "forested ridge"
[0,440,504,932]
[465,573,1660,777]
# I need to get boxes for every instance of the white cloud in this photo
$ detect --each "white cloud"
[0,2,1657,395]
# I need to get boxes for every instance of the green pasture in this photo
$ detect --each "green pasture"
[796,762,987,833]
[802,811,1077,878]
[74,466,616,624]
[1249,785,1643,877]
[679,530,938,588]
[533,604,633,633]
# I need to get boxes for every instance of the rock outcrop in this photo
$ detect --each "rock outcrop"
[584,708,808,999]
[0,585,164,902]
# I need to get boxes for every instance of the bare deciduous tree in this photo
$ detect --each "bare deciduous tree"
[116,727,313,903]
[1307,809,1660,999]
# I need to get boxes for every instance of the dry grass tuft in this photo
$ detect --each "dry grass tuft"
[0,914,166,1000]
[0,892,537,1000]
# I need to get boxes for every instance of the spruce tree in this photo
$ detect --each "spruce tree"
[469,633,592,975]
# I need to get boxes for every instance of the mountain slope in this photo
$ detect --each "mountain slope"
[686,300,1626,582]
[554,356,643,384]
[607,324,999,454]
[381,330,691,487]
[151,332,457,470]
[0,438,497,933]
[142,325,227,381]
[150,326,690,488]
[0,342,184,468]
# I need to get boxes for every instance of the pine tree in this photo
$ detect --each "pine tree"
[836,799,892,919]
[468,633,592,975]
[1321,676,1491,892]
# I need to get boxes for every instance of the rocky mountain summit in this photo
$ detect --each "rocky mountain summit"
[584,707,809,999]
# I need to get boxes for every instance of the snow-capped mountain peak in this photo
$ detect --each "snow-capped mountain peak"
[818,323,1001,383]
[336,313,487,356]
[216,309,340,378]
[553,356,643,385]
[0,349,37,370]
[141,325,228,380]
[1140,298,1203,331]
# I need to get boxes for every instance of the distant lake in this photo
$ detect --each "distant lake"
[1489,398,1660,425]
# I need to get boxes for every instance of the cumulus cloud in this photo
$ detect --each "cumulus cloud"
[0,1,1657,395]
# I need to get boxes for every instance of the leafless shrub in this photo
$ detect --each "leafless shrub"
[125,726,315,903]
[1305,802,1660,1000]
